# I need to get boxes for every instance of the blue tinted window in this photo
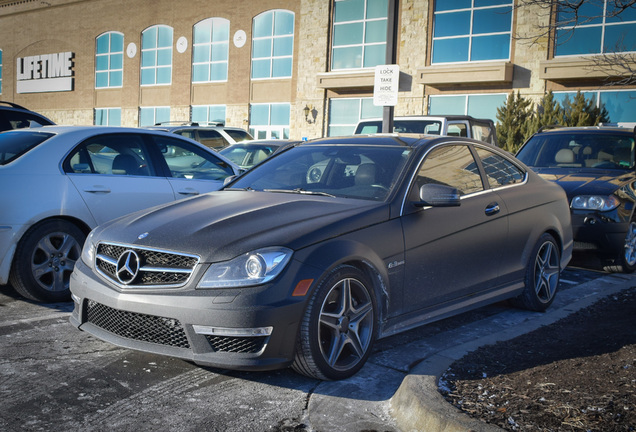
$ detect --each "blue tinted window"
[332,0,388,70]
[139,107,170,127]
[473,7,511,34]
[191,105,226,124]
[432,1,512,64]
[335,0,365,22]
[471,34,510,61]
[556,27,602,55]
[555,91,636,124]
[432,38,469,63]
[556,0,636,56]
[600,91,636,122]
[95,32,124,88]
[252,10,294,78]
[429,94,507,123]
[95,108,121,126]
[327,98,382,136]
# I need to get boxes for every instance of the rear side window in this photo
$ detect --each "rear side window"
[474,147,525,187]
[64,133,155,176]
[0,130,55,165]
[224,129,253,143]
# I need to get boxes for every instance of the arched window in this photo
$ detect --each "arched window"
[192,18,229,82]
[95,32,124,88]
[251,10,294,79]
[141,25,173,85]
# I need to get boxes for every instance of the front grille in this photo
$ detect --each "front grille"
[205,335,267,354]
[95,242,199,288]
[86,300,190,349]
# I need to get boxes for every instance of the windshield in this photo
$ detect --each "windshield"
[517,132,635,170]
[229,145,412,201]
[220,144,280,168]
[0,130,55,165]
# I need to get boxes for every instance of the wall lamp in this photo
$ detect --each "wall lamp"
[303,104,317,124]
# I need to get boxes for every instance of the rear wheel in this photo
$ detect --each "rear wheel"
[9,220,85,303]
[292,265,377,380]
[603,221,636,273]
[512,233,560,312]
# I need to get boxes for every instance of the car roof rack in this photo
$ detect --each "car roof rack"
[153,121,225,127]
[536,125,566,133]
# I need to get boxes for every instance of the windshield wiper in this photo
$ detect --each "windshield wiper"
[225,186,254,191]
[263,188,336,198]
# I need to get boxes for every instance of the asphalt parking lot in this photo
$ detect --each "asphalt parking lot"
[0,265,618,431]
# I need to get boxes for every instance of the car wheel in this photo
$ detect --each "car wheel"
[9,220,85,303]
[512,233,560,312]
[604,221,636,273]
[292,265,377,380]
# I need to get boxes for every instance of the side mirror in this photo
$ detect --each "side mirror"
[223,175,237,186]
[413,183,461,208]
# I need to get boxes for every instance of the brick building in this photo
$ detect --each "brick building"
[0,0,634,140]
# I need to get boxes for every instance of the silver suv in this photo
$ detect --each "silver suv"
[147,122,253,151]
[354,115,498,146]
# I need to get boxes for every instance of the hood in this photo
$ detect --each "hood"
[533,168,636,198]
[94,190,389,262]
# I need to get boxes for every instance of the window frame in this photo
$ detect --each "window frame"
[95,31,124,89]
[251,9,295,80]
[331,0,389,71]
[555,0,636,57]
[140,25,174,86]
[192,17,230,83]
[139,106,171,127]
[431,0,513,65]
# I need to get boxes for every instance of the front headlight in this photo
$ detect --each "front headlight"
[80,229,98,269]
[571,195,620,211]
[198,247,293,289]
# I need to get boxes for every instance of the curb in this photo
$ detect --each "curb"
[390,273,635,432]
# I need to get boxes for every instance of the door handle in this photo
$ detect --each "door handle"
[177,188,200,196]
[485,202,500,216]
[84,186,111,194]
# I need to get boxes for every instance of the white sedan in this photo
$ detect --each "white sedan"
[0,126,239,302]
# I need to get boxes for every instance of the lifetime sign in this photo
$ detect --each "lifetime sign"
[373,64,399,107]
[16,51,74,94]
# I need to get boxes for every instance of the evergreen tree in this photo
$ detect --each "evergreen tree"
[496,91,533,153]
[561,91,610,126]
[527,91,564,134]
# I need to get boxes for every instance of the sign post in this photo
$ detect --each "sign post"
[373,64,399,133]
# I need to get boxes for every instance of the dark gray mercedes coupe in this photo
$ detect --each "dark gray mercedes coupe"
[70,135,573,380]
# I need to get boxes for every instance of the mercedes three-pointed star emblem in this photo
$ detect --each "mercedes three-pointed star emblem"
[116,250,140,285]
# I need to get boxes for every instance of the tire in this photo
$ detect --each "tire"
[292,265,377,380]
[603,221,636,273]
[512,233,560,312]
[9,220,85,303]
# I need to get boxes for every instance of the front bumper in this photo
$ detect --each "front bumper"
[69,258,319,371]
[571,211,628,256]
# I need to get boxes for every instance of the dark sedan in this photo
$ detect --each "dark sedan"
[516,126,636,272]
[70,135,572,380]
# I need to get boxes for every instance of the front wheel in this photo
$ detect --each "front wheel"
[292,265,377,380]
[9,220,85,303]
[512,233,560,312]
